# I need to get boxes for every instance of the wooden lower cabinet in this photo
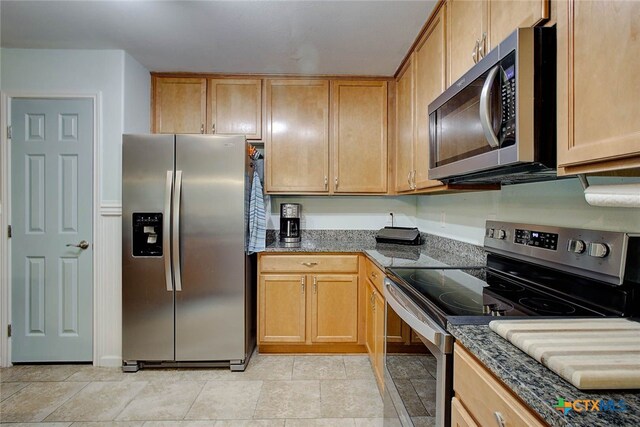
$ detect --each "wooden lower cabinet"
[311,274,359,343]
[365,278,385,390]
[258,254,363,352]
[258,274,306,343]
[453,343,547,427]
[451,397,478,427]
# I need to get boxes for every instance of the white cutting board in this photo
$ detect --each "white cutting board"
[489,318,640,390]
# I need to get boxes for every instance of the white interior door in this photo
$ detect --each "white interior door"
[11,98,93,362]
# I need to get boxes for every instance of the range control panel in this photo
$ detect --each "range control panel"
[514,229,558,250]
[484,221,635,286]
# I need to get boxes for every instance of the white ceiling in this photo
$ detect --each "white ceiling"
[1,0,437,76]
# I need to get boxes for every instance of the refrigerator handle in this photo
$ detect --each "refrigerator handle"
[164,171,173,292]
[173,170,183,292]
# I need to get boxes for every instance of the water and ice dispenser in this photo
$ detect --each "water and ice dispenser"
[132,213,163,257]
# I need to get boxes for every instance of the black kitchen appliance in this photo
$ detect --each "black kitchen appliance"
[279,203,301,246]
[383,221,640,426]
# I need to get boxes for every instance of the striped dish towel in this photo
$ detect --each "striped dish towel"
[247,169,266,254]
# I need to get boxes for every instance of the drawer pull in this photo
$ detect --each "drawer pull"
[494,411,506,427]
[301,262,318,267]
[371,272,378,278]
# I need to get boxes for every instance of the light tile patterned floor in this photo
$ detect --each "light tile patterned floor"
[0,354,385,426]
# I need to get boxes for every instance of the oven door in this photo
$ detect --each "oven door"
[383,279,453,427]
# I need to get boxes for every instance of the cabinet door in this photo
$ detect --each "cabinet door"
[395,57,415,193]
[557,1,640,174]
[265,79,330,193]
[311,274,358,343]
[447,0,487,86]
[451,397,479,427]
[373,289,385,389]
[414,6,446,190]
[331,81,388,193]
[259,274,306,343]
[365,280,375,356]
[208,79,262,140]
[153,77,206,134]
[488,0,548,49]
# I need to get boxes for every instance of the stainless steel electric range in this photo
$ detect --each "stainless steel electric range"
[382,221,640,427]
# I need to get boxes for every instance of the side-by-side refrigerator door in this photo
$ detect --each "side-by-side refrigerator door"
[175,135,247,361]
[122,134,175,362]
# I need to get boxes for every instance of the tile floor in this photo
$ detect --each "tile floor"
[0,354,388,426]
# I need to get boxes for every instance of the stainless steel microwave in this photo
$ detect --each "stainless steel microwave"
[428,27,556,184]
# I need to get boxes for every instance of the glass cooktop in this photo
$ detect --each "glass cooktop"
[386,266,611,329]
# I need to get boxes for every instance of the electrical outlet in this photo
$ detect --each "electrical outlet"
[440,211,446,228]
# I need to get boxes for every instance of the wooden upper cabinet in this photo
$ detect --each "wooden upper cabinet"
[265,79,330,193]
[395,57,415,193]
[446,0,548,87]
[414,6,446,190]
[153,77,206,134]
[487,0,549,49]
[207,78,262,140]
[331,80,388,193]
[557,0,640,175]
[447,0,487,87]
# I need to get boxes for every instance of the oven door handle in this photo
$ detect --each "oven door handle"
[385,281,451,353]
[479,64,501,149]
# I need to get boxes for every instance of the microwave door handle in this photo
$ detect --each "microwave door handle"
[479,65,501,149]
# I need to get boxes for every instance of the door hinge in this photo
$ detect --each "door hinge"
[7,324,11,337]
[6,125,11,139]
[7,225,12,238]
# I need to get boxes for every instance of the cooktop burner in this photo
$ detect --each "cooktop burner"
[518,297,577,315]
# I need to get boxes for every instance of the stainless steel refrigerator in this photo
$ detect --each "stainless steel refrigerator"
[122,134,255,372]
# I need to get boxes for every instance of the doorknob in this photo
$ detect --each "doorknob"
[66,240,90,250]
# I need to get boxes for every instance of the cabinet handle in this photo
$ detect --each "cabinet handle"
[412,170,417,189]
[301,276,305,294]
[200,124,205,134]
[480,32,487,58]
[372,292,376,311]
[324,176,328,190]
[407,171,412,187]
[494,412,506,427]
[313,276,317,294]
[371,272,378,279]
[211,123,216,134]
[301,262,318,267]
[335,176,338,188]
[472,39,479,63]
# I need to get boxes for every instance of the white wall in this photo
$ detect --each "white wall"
[415,177,640,245]
[123,52,151,134]
[268,195,418,230]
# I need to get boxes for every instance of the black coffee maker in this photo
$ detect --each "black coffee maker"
[279,203,301,245]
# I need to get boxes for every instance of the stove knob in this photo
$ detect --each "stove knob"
[588,242,610,258]
[496,229,507,240]
[567,239,586,254]
[487,228,495,238]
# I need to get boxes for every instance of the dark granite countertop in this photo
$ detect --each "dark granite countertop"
[448,323,640,427]
[263,229,486,269]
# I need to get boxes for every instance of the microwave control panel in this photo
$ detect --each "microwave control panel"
[500,51,517,145]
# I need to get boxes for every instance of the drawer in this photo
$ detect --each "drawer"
[365,258,385,294]
[260,254,359,273]
[453,343,546,427]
